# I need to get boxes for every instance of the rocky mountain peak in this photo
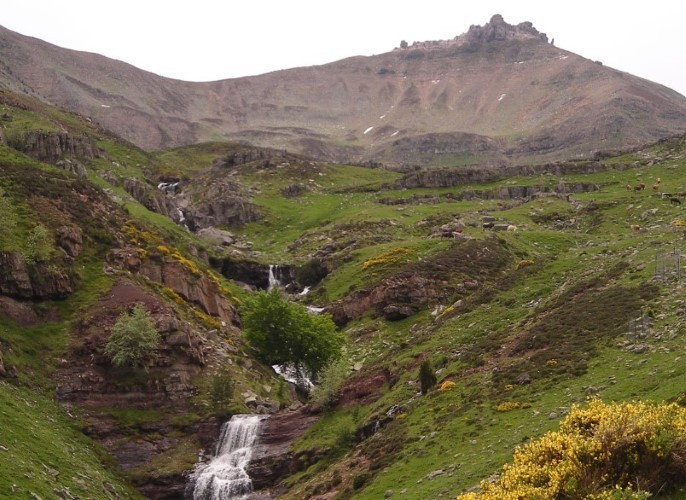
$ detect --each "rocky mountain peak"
[397,14,548,51]
[464,14,548,44]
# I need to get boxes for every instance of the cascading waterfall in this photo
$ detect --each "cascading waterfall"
[267,265,280,290]
[190,414,264,499]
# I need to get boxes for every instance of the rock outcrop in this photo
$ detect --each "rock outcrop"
[107,248,241,327]
[210,257,296,291]
[464,14,548,44]
[6,131,101,163]
[329,273,451,325]
[0,251,74,299]
[391,162,621,190]
[248,407,320,492]
[123,178,184,225]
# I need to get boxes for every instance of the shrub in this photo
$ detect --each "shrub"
[209,370,235,418]
[310,356,350,410]
[361,247,411,270]
[352,472,370,490]
[459,399,686,499]
[22,224,53,265]
[0,187,18,241]
[104,305,160,369]
[418,360,437,395]
[439,380,456,392]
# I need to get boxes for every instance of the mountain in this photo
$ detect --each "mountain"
[2,15,686,167]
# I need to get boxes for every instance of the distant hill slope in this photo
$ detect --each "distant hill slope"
[2,14,686,167]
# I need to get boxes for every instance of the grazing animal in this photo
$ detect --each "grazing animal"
[653,183,660,191]
[482,222,495,230]
[626,184,632,191]
[441,231,455,239]
[507,224,518,232]
[670,197,682,206]
[630,224,641,232]
[634,183,646,192]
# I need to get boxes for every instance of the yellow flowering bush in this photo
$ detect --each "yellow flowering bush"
[459,399,686,499]
[496,401,532,412]
[361,247,411,270]
[516,259,535,270]
[440,380,456,392]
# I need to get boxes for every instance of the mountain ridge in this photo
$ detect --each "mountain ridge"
[2,15,686,167]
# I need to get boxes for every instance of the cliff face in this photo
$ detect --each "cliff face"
[53,278,222,498]
[6,130,102,163]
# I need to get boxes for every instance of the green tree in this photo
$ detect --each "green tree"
[104,305,160,368]
[418,359,437,395]
[241,288,344,379]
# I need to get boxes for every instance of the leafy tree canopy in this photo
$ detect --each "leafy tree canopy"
[241,288,344,379]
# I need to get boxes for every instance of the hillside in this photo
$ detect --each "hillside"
[3,80,686,498]
[2,15,686,168]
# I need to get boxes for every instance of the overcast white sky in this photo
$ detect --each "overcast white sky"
[3,1,686,96]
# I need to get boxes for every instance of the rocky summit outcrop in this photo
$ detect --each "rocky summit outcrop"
[464,14,548,44]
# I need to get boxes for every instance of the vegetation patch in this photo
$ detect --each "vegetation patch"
[459,399,686,499]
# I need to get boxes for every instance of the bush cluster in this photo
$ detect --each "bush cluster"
[459,399,686,499]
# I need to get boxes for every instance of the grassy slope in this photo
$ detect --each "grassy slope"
[225,137,686,498]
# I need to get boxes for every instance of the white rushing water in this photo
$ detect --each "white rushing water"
[191,414,263,499]
[267,265,280,290]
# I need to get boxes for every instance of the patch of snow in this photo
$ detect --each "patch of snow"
[432,79,440,84]
[391,131,399,137]
[558,55,568,60]
[299,287,311,296]
[379,114,386,120]
[100,104,110,108]
[364,126,374,135]
[498,94,507,102]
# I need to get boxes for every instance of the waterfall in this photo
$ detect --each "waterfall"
[267,265,280,290]
[190,414,264,499]
[177,208,190,232]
